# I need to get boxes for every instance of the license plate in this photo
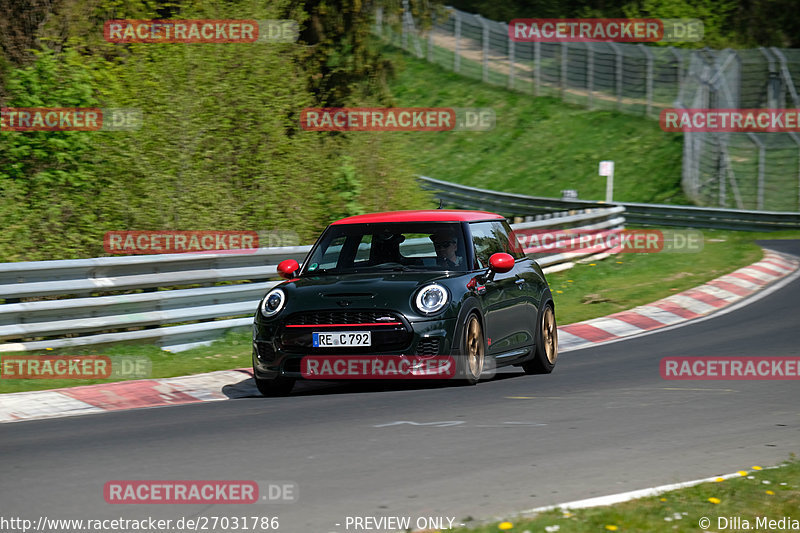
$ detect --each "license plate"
[313,331,372,347]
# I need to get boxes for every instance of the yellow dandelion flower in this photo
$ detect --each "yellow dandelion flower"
[766,490,775,495]
[708,497,721,504]
[752,466,762,470]
[567,280,574,282]
[605,526,618,531]
[737,471,748,476]
[589,263,597,266]
[556,290,563,294]
[498,522,513,530]
[715,477,725,482]
[659,498,667,502]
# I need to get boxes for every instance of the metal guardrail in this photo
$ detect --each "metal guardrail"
[0,209,624,353]
[420,176,800,231]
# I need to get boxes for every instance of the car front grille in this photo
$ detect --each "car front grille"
[416,338,441,356]
[279,310,411,353]
[285,310,403,326]
[254,341,275,361]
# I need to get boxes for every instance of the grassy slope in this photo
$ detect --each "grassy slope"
[385,47,688,204]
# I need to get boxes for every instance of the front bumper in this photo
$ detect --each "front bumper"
[253,315,456,379]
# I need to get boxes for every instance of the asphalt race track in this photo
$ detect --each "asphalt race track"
[2,240,799,533]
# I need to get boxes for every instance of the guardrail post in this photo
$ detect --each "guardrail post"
[507,23,515,90]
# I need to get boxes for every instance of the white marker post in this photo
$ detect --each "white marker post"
[599,160,614,203]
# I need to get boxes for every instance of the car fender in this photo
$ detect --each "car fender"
[534,287,555,346]
[540,287,554,311]
[450,296,483,356]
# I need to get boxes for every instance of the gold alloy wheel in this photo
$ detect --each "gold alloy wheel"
[466,315,485,378]
[542,305,558,364]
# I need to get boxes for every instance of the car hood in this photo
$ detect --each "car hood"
[277,271,469,320]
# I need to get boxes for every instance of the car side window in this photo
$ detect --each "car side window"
[469,221,524,268]
[503,221,527,259]
[354,235,372,264]
[315,235,347,270]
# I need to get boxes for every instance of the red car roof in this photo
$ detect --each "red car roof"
[331,210,506,225]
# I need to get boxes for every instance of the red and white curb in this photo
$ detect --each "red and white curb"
[0,369,254,423]
[1,250,797,424]
[557,249,799,351]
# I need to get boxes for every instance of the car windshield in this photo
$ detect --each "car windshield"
[302,222,469,275]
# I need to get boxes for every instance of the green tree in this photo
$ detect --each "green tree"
[0,48,101,260]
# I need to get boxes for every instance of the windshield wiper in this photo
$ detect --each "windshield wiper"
[373,265,411,272]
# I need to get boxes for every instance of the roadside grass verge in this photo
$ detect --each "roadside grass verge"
[451,457,799,533]
[1,230,797,394]
[546,229,799,325]
[384,47,687,205]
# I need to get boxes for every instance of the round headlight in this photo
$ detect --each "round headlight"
[260,288,285,317]
[415,284,449,315]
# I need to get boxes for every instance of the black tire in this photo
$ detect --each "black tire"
[522,301,558,375]
[455,313,485,385]
[254,373,295,397]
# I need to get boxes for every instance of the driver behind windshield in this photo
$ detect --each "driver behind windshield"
[430,228,463,270]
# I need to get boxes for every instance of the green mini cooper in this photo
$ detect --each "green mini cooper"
[252,210,557,396]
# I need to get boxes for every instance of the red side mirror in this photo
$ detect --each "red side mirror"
[277,259,300,280]
[488,253,514,273]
